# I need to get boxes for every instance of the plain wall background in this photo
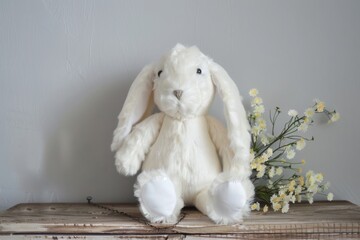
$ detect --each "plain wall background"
[0,0,359,210]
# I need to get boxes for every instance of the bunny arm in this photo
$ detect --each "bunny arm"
[115,112,165,176]
[206,116,251,178]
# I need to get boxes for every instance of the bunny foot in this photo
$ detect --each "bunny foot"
[195,173,254,225]
[134,170,184,223]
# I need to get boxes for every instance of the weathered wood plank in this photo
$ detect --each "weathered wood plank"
[186,233,360,239]
[0,233,359,240]
[0,235,180,240]
[0,201,359,236]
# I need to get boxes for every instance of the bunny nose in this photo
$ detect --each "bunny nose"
[173,90,183,100]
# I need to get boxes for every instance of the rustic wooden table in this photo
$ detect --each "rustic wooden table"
[0,201,359,239]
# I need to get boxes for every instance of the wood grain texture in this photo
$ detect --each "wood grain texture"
[0,234,360,240]
[0,201,359,239]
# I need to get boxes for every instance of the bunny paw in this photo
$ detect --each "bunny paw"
[135,170,184,223]
[207,173,254,224]
[115,151,142,176]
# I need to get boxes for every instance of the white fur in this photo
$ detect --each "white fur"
[206,116,250,177]
[111,65,155,152]
[111,44,254,224]
[115,113,164,176]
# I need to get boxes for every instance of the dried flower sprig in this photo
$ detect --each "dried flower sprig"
[248,89,339,213]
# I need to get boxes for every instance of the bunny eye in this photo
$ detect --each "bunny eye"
[196,68,202,74]
[157,70,163,77]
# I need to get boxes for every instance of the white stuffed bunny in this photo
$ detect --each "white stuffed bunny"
[111,44,254,225]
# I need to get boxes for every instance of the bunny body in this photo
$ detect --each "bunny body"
[143,115,221,204]
[112,44,254,224]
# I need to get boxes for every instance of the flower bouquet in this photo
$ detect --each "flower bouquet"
[247,89,340,213]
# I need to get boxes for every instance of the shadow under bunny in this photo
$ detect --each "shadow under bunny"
[17,70,143,205]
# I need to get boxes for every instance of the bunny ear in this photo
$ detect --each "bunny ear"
[111,64,155,152]
[209,61,251,168]
[172,43,186,52]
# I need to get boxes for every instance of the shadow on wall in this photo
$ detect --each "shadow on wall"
[19,71,140,204]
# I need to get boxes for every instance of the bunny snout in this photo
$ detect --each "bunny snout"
[173,90,183,100]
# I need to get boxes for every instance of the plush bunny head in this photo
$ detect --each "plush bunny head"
[154,44,215,119]
[111,44,250,160]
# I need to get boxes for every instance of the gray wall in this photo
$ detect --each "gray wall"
[0,0,359,210]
